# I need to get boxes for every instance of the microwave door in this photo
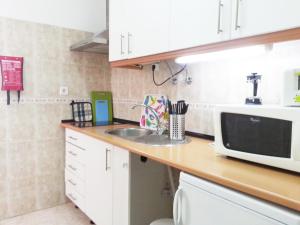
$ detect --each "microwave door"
[221,113,292,158]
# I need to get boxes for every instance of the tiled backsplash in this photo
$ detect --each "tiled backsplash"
[111,40,300,136]
[0,17,110,220]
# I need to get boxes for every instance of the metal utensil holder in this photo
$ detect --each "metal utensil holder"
[169,114,185,141]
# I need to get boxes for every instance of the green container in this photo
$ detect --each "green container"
[91,91,113,123]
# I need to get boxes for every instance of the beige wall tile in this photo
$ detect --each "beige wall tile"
[0,17,111,220]
[35,140,64,176]
[33,59,62,98]
[0,181,8,220]
[34,105,64,140]
[0,143,7,181]
[6,105,36,142]
[35,173,65,210]
[6,177,37,218]
[7,142,36,179]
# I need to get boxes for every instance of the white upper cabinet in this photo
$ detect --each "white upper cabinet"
[231,0,300,39]
[170,0,232,51]
[126,0,171,58]
[109,0,128,61]
[109,0,300,61]
[109,0,170,61]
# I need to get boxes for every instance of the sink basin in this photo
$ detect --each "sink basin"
[106,127,154,138]
[106,127,190,146]
[134,134,190,146]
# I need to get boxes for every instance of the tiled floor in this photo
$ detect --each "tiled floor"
[0,203,91,225]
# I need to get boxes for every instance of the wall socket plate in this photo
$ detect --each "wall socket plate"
[59,86,68,96]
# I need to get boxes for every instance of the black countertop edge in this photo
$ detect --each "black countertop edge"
[113,118,215,141]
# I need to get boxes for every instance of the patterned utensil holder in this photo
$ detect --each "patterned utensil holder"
[169,114,185,141]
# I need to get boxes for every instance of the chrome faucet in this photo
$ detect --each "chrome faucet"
[131,104,165,135]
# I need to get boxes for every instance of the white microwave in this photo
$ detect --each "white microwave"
[214,105,300,173]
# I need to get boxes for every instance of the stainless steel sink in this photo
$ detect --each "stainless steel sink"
[105,127,190,146]
[106,128,154,138]
[134,134,190,146]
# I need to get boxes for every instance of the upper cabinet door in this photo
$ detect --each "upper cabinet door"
[231,0,300,39]
[126,0,171,58]
[109,0,128,61]
[170,0,232,51]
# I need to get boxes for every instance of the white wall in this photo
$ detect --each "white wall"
[0,0,106,33]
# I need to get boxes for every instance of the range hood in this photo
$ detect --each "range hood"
[70,0,109,54]
[70,30,108,54]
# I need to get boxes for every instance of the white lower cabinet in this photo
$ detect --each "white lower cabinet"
[65,129,172,225]
[85,136,113,225]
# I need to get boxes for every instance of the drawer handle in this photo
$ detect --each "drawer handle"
[235,0,241,30]
[217,0,224,34]
[105,148,111,171]
[68,136,78,141]
[68,151,77,157]
[120,34,125,55]
[68,165,77,171]
[68,193,77,201]
[128,32,132,54]
[68,179,77,186]
[67,142,86,151]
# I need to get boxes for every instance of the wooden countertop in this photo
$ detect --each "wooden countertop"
[61,123,300,212]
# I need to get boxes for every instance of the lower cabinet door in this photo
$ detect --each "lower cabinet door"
[112,147,130,225]
[85,137,113,225]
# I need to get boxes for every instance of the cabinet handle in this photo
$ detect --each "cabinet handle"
[217,0,224,34]
[68,136,78,141]
[68,179,77,186]
[120,34,125,55]
[105,148,111,171]
[235,0,241,30]
[173,188,182,225]
[68,151,77,157]
[68,165,77,171]
[128,32,132,54]
[68,193,77,201]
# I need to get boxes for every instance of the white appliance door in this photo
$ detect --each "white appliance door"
[174,173,295,225]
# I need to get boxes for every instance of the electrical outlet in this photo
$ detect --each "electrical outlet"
[59,86,68,96]
[185,69,193,85]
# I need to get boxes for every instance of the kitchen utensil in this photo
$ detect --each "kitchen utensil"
[168,100,189,115]
[70,100,93,122]
[245,73,262,105]
[169,114,185,141]
[167,99,172,114]
[91,91,113,123]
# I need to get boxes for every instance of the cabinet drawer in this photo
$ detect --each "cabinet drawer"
[66,182,85,211]
[65,129,87,149]
[66,142,86,165]
[65,169,85,197]
[66,158,86,180]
